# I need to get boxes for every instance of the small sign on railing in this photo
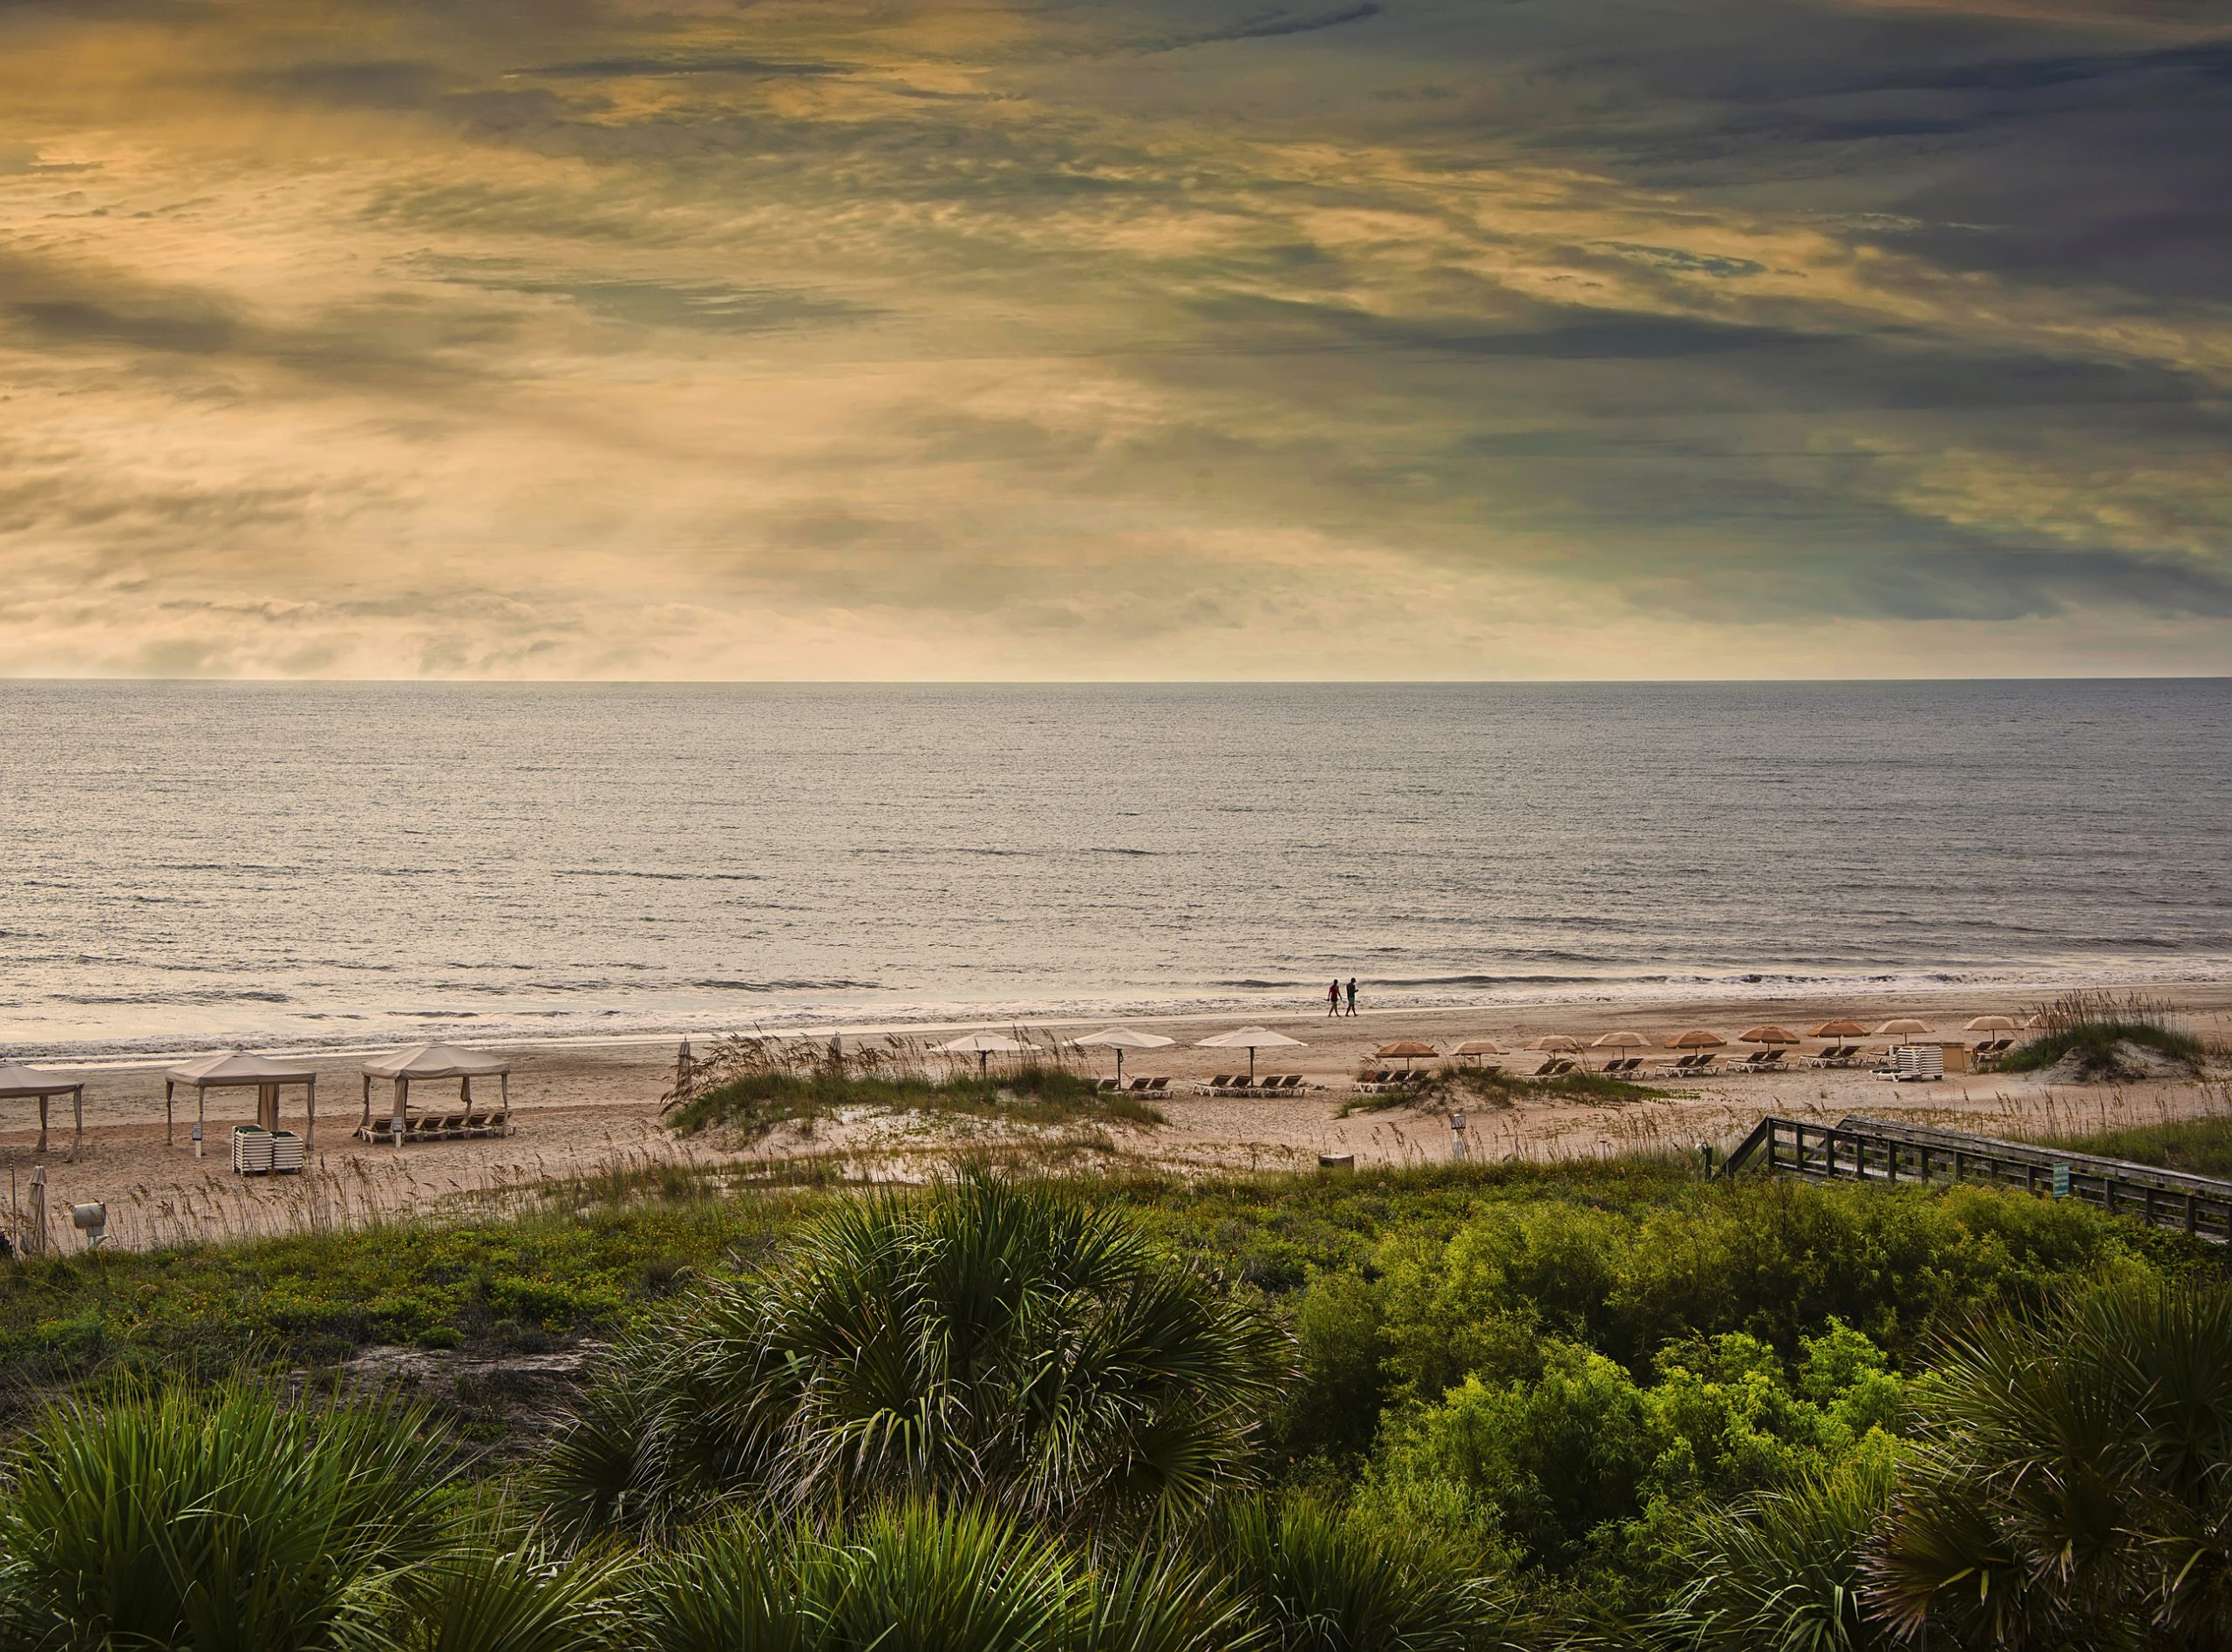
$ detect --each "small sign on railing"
[2052,1163,2071,1199]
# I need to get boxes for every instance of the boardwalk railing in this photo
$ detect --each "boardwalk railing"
[1723,1113,2232,1241]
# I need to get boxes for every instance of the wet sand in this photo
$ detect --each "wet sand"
[6,982,2227,1249]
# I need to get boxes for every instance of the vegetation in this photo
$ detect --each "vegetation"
[0,1160,2228,1648]
[1994,990,2208,1078]
[666,1035,1162,1139]
[2031,1109,2232,1180]
[541,1172,1284,1539]
[1342,1063,1663,1116]
[1865,1278,2232,1649]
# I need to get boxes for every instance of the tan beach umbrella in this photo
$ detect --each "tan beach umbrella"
[1738,1025,1800,1044]
[1527,1035,1581,1052]
[1811,1019,1868,1039]
[1197,1026,1304,1082]
[1963,1015,2018,1032]
[936,1030,1028,1076]
[1876,1017,1933,1045]
[1071,1026,1174,1084]
[1666,1029,1726,1050]
[1375,1039,1439,1077]
[1592,1030,1649,1049]
[1453,1039,1506,1059]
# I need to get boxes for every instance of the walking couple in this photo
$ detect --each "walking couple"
[1326,976,1357,1017]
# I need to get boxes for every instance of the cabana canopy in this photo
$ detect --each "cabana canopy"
[165,1050,317,1151]
[0,1061,84,1159]
[359,1042,512,1139]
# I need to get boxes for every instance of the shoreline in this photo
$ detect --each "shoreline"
[17,972,2232,1071]
[3,976,2223,1253]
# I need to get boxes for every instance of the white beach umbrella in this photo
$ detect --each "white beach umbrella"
[1071,1026,1174,1084]
[936,1030,1028,1076]
[1591,1031,1649,1049]
[1196,1026,1304,1082]
[1875,1017,1933,1045]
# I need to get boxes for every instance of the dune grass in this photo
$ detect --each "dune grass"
[666,1034,1163,1141]
[1992,989,2208,1078]
[1341,1062,1664,1117]
[2030,1111,2232,1180]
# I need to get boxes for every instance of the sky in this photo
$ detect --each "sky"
[1,0,2227,681]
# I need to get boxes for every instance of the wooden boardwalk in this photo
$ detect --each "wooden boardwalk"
[1724,1112,2232,1241]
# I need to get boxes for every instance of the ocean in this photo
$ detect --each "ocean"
[3,679,2228,1058]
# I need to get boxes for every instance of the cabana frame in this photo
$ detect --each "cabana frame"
[164,1052,317,1153]
[0,1064,85,1159]
[357,1043,513,1144]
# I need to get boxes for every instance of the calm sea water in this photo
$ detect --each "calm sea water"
[2,680,2228,1057]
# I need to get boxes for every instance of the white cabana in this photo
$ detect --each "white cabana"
[166,1050,318,1152]
[0,1062,84,1159]
[1069,1027,1175,1085]
[1195,1026,1304,1082]
[358,1043,512,1143]
[936,1030,1028,1075]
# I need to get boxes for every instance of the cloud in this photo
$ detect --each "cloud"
[0,0,2223,678]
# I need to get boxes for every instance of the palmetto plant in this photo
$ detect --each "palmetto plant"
[1863,1278,2232,1649]
[1213,1495,1487,1652]
[337,1542,627,1652]
[0,1382,460,1652]
[541,1173,1289,1539]
[631,1499,1256,1652]
[1651,1447,1902,1652]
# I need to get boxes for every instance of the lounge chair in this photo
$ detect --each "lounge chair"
[1126,1077,1154,1093]
[1279,1074,1304,1091]
[1147,1077,1172,1094]
[1529,1058,1563,1078]
[1097,1078,1119,1093]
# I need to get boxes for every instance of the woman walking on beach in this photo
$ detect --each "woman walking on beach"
[1328,978,1342,1016]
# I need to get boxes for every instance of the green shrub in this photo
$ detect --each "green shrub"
[1370,1322,1909,1580]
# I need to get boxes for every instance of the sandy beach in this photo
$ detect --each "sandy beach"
[3,980,2225,1251]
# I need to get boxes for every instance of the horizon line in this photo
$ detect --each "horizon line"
[1,673,2228,689]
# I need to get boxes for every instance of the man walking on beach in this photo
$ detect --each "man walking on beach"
[1345,977,1358,1016]
[1328,978,1342,1016]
